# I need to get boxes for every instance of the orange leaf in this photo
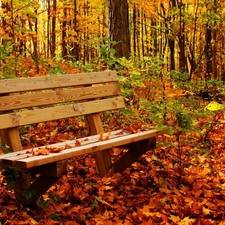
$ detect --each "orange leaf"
[75,139,81,146]
[115,130,124,135]
[103,132,111,140]
[33,148,50,156]
[65,144,72,149]
[98,131,104,141]
[49,147,62,153]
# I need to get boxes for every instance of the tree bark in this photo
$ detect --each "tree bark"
[108,0,130,58]
[205,23,212,81]
[178,0,187,72]
[62,6,67,58]
[51,0,57,58]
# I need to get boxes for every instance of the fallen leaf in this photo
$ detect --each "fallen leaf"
[203,206,212,215]
[98,131,104,141]
[103,132,111,140]
[178,217,196,225]
[33,148,50,156]
[75,139,81,146]
[49,147,62,153]
[170,215,180,223]
[5,204,18,211]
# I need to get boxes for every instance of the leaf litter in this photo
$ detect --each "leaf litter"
[1,114,225,224]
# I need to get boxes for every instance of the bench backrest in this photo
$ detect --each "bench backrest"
[0,71,125,151]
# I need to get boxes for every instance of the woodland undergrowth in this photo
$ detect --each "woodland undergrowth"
[1,58,225,224]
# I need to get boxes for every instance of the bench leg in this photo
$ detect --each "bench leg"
[13,172,61,208]
[25,175,61,207]
[94,150,112,177]
[12,171,32,207]
[12,161,67,208]
[85,113,112,177]
[111,137,156,174]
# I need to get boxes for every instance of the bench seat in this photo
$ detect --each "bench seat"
[0,128,165,169]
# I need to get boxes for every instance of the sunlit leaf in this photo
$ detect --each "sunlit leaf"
[204,101,224,111]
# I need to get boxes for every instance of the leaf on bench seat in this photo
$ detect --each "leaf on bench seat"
[33,148,50,156]
[33,146,62,156]
[75,139,81,146]
[98,131,111,141]
[50,147,63,153]
[65,144,73,149]
[115,130,124,135]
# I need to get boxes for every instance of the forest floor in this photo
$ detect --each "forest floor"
[1,70,225,224]
[1,113,225,225]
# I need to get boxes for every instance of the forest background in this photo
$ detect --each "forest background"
[1,0,225,80]
[1,0,225,224]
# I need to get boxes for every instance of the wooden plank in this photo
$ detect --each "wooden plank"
[0,129,130,164]
[0,83,122,111]
[1,129,167,169]
[29,160,67,177]
[0,97,125,129]
[14,174,61,208]
[0,71,118,94]
[12,171,31,207]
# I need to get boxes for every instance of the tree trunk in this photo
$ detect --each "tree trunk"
[178,0,186,72]
[212,0,218,79]
[28,13,40,73]
[205,23,212,81]
[62,6,67,59]
[133,4,137,57]
[51,0,57,58]
[71,0,79,61]
[47,0,51,58]
[108,0,130,58]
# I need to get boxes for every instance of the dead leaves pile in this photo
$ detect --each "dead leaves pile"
[1,121,225,224]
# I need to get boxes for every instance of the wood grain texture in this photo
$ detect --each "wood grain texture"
[0,129,128,164]
[85,113,112,176]
[1,128,167,169]
[0,71,118,94]
[0,97,125,129]
[0,83,122,111]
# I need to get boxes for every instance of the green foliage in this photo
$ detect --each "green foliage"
[38,192,61,209]
[175,112,192,131]
[39,196,50,209]
[48,192,62,204]
[0,42,17,78]
[170,70,189,84]
[91,200,99,208]
[0,44,12,61]
[153,160,165,169]
[2,167,19,186]
[48,64,65,76]
[24,187,37,200]
[0,139,10,153]
[48,213,61,221]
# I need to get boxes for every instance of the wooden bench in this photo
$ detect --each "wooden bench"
[0,71,167,207]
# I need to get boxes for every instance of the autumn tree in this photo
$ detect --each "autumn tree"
[108,0,130,58]
[51,0,57,58]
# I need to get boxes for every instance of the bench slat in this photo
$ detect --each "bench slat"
[0,83,122,111]
[0,130,126,163]
[0,97,125,129]
[0,71,118,94]
[1,129,166,169]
